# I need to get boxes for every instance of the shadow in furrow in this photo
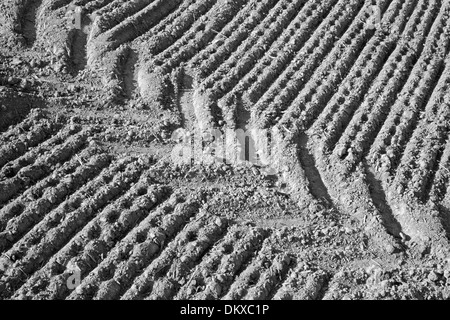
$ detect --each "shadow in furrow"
[297,133,333,205]
[365,163,402,237]
[22,0,43,47]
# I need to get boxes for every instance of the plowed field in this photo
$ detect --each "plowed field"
[1,0,450,300]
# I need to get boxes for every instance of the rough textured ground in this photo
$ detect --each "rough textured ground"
[1,0,450,300]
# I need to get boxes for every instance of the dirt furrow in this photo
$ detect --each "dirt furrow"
[278,0,395,132]
[419,132,450,204]
[134,0,201,56]
[368,6,450,177]
[0,153,112,253]
[222,237,274,300]
[330,0,441,170]
[190,0,322,132]
[307,0,418,143]
[88,0,156,41]
[0,128,88,205]
[83,0,119,13]
[150,0,249,74]
[117,202,207,300]
[69,196,201,300]
[0,147,100,232]
[87,0,183,65]
[365,164,403,237]
[3,0,450,301]
[0,109,45,142]
[394,98,450,197]
[0,123,81,181]
[14,181,169,299]
[190,0,279,79]
[200,0,318,103]
[429,138,450,204]
[145,217,228,300]
[0,158,141,298]
[242,253,291,300]
[137,0,249,108]
[252,0,362,128]
[297,133,334,205]
[0,117,61,171]
[241,0,331,108]
[22,0,43,46]
[192,227,268,300]
[272,266,328,300]
[174,225,242,300]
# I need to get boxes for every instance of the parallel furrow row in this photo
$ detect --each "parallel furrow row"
[242,253,291,300]
[173,225,242,300]
[0,117,61,170]
[272,267,328,300]
[189,0,280,79]
[393,94,450,198]
[200,0,335,105]
[0,147,100,232]
[0,126,88,205]
[332,0,443,170]
[310,0,421,155]
[218,0,337,125]
[135,0,204,56]
[13,175,169,299]
[88,0,183,62]
[0,150,112,252]
[88,0,156,40]
[67,196,201,299]
[184,227,269,300]
[145,216,229,300]
[222,236,274,300]
[252,0,365,129]
[369,3,450,177]
[151,0,250,75]
[0,158,146,298]
[241,0,336,108]
[429,138,450,203]
[0,124,81,180]
[278,0,399,131]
